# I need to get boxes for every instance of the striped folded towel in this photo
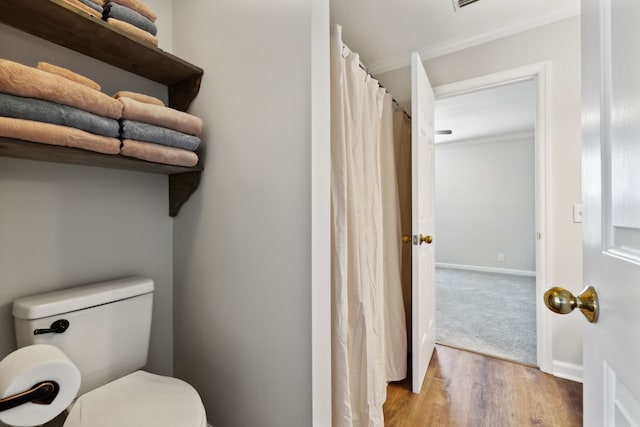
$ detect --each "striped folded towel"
[0,116,120,155]
[0,59,123,119]
[109,0,156,22]
[121,120,201,151]
[0,92,119,137]
[121,139,198,167]
[118,96,202,136]
[103,2,157,35]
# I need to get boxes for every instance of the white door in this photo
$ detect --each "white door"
[582,0,640,425]
[411,52,436,394]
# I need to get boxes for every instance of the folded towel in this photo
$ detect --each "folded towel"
[108,0,156,23]
[104,3,157,36]
[113,90,164,106]
[121,120,201,151]
[63,0,103,18]
[37,62,101,92]
[106,18,158,47]
[0,116,120,155]
[0,93,120,137]
[77,0,103,13]
[89,0,104,6]
[0,59,123,119]
[121,139,198,167]
[119,97,202,136]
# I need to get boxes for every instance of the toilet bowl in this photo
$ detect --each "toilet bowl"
[64,371,207,427]
[12,277,207,427]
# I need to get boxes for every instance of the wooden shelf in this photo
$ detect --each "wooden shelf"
[0,0,203,111]
[0,0,206,216]
[0,137,202,217]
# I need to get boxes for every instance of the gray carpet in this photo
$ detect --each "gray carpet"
[436,267,537,365]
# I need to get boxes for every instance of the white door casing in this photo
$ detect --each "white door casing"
[432,62,552,373]
[411,52,436,394]
[582,0,640,425]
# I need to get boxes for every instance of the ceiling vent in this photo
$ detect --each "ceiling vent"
[452,0,480,11]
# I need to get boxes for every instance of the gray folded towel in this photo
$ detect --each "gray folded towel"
[0,92,120,137]
[78,0,103,13]
[121,120,201,151]
[103,2,157,36]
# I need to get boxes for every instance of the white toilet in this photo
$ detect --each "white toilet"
[12,277,207,427]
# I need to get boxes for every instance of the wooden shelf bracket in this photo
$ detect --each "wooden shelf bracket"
[169,171,201,217]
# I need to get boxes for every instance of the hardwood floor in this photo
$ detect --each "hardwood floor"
[384,345,582,427]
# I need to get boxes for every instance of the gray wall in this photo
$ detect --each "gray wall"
[435,135,536,272]
[172,1,313,426]
[0,0,175,383]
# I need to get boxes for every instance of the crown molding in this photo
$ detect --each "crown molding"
[367,3,580,75]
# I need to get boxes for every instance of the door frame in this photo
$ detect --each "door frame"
[432,62,552,373]
[311,0,332,425]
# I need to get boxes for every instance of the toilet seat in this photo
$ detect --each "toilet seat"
[63,370,207,427]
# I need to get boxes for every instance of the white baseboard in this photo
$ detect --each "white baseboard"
[435,262,536,277]
[553,360,583,383]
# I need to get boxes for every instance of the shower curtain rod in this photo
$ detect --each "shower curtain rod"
[341,42,451,138]
[342,43,412,121]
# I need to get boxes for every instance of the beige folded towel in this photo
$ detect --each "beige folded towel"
[37,62,101,92]
[62,0,102,18]
[89,0,104,5]
[113,90,165,107]
[0,59,123,119]
[109,0,157,23]
[119,97,203,136]
[107,18,158,47]
[121,139,198,167]
[0,117,121,155]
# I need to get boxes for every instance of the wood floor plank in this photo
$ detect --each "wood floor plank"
[383,345,582,427]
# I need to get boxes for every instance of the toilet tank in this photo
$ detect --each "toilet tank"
[12,277,154,396]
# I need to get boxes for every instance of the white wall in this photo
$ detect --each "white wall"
[172,1,314,426]
[145,0,173,52]
[435,135,536,273]
[379,17,584,371]
[0,0,175,400]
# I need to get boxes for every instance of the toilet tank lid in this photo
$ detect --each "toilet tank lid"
[13,277,154,320]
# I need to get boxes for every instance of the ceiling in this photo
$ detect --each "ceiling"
[330,0,579,74]
[330,0,567,142]
[434,79,536,144]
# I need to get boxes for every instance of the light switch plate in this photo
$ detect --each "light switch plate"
[573,203,583,223]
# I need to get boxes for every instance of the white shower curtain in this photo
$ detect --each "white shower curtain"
[331,25,407,427]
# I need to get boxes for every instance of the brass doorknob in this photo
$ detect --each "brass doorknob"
[543,286,599,323]
[402,234,412,243]
[419,234,433,245]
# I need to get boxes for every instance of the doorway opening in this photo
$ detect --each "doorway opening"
[422,62,553,372]
[433,79,537,365]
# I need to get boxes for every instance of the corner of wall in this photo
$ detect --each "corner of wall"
[146,0,173,52]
